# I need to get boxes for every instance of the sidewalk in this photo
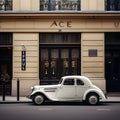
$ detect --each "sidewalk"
[0,96,32,103]
[0,96,120,103]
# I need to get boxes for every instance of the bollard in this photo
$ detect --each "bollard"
[2,82,5,101]
[17,78,20,101]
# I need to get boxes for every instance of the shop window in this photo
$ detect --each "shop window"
[40,0,80,11]
[40,33,81,85]
[0,0,12,11]
[105,0,120,11]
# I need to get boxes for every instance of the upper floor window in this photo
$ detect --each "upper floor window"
[0,32,12,45]
[40,0,80,11]
[0,0,12,11]
[105,0,120,11]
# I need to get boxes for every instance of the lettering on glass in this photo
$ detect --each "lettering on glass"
[21,51,26,71]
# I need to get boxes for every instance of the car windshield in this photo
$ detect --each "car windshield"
[59,78,63,84]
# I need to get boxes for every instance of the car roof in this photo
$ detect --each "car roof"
[61,75,93,85]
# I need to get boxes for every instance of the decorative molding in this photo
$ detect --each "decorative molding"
[114,20,120,28]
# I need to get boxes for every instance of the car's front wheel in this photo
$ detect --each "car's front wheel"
[33,94,44,105]
[86,93,99,105]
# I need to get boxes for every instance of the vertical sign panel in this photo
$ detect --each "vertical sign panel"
[21,51,26,71]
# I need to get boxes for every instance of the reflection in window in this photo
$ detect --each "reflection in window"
[40,0,80,11]
[71,49,79,75]
[0,0,12,11]
[41,49,49,78]
[105,0,120,11]
[61,49,69,75]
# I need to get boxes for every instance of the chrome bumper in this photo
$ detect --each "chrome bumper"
[26,95,32,99]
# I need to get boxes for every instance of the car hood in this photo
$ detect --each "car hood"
[33,84,60,89]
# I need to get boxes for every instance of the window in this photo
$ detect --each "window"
[77,79,84,86]
[105,0,120,11]
[0,0,12,11]
[40,33,80,44]
[63,79,74,85]
[40,0,80,11]
[0,32,12,45]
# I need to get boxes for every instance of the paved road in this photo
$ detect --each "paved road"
[0,102,120,120]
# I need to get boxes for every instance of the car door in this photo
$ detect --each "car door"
[75,79,86,100]
[56,78,76,100]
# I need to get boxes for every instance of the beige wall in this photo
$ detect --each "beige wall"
[0,16,119,95]
[13,0,40,11]
[81,33,105,91]
[0,18,120,32]
[81,0,105,10]
[12,33,39,96]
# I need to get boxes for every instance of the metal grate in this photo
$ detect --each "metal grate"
[0,0,12,11]
[40,0,80,11]
[105,0,120,11]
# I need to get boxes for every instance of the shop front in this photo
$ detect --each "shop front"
[0,12,120,95]
[40,33,81,84]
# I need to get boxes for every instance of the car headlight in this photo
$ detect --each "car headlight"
[31,86,35,92]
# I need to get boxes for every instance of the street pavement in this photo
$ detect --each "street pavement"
[0,102,120,120]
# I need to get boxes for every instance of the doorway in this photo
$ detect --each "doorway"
[105,32,120,92]
[39,33,81,85]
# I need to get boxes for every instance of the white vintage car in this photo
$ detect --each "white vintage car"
[29,76,106,105]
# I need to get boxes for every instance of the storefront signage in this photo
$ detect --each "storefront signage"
[21,51,26,71]
[50,21,72,28]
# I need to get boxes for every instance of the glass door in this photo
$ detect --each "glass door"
[105,50,120,92]
[61,48,80,76]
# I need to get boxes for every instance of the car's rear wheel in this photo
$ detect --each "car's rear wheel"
[33,94,44,105]
[86,93,99,105]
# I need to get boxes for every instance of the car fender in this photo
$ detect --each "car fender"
[31,89,58,101]
[31,90,49,99]
[83,89,106,101]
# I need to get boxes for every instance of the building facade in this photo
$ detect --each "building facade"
[0,0,120,96]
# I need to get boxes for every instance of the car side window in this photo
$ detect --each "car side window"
[63,79,74,85]
[77,79,84,86]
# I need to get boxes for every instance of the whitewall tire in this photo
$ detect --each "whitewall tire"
[86,93,99,105]
[33,94,44,105]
